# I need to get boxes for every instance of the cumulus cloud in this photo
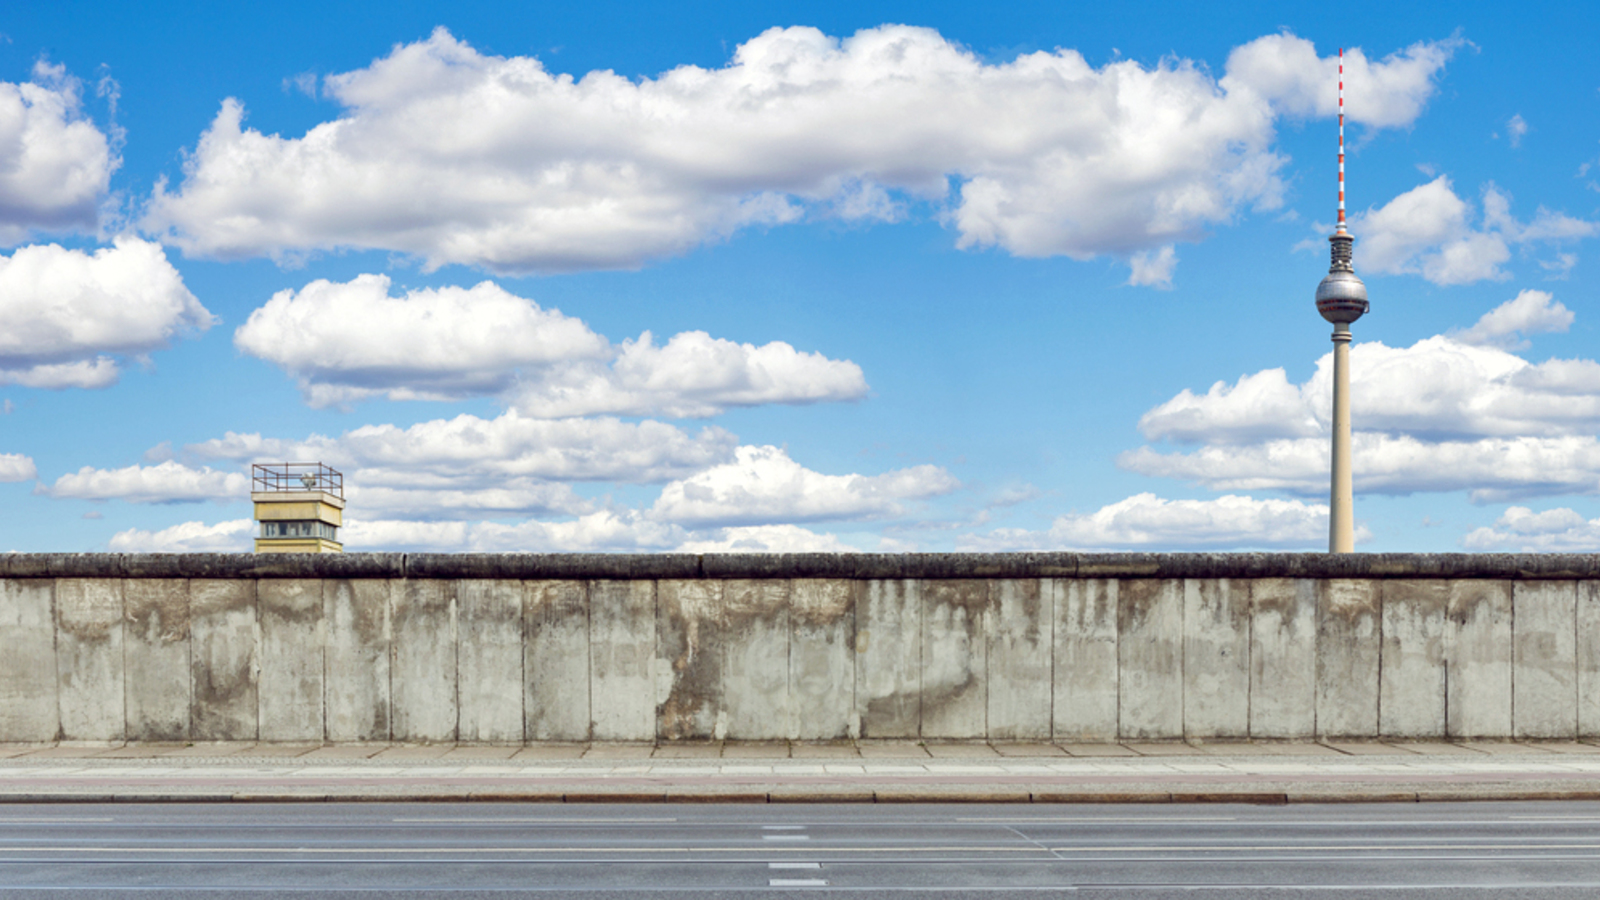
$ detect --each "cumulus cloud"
[1353,178,1597,285]
[1126,293,1600,503]
[0,62,117,242]
[650,444,959,527]
[1452,289,1572,348]
[43,461,247,504]
[145,27,1453,277]
[0,238,212,388]
[235,274,866,415]
[1139,292,1600,446]
[960,492,1355,550]
[1463,506,1600,551]
[1220,34,1460,129]
[1123,434,1600,504]
[234,274,608,405]
[189,410,736,485]
[109,519,253,552]
[0,453,37,482]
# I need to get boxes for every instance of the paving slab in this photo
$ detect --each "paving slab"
[1196,742,1343,757]
[652,742,724,759]
[858,742,930,759]
[442,746,520,760]
[302,744,391,759]
[511,744,587,760]
[790,742,860,758]
[723,741,790,759]
[1057,743,1140,757]
[1123,742,1206,757]
[373,745,453,760]
[582,744,654,760]
[1321,741,1417,756]
[1389,741,1486,756]
[992,743,1068,757]
[926,742,1000,758]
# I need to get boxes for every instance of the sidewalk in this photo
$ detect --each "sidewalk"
[6,740,1600,803]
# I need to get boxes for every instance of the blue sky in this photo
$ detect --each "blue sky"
[3,0,1599,553]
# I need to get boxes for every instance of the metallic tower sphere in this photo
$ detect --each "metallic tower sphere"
[1316,232,1369,324]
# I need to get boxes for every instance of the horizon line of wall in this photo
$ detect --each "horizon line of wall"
[2,552,1598,744]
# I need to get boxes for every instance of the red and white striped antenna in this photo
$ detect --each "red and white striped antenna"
[1336,48,1346,234]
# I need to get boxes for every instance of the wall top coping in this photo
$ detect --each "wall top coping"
[1,552,1598,580]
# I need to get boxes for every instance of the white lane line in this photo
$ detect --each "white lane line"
[391,818,677,824]
[769,862,822,869]
[0,818,114,823]
[763,835,812,841]
[961,817,1235,823]
[769,878,828,887]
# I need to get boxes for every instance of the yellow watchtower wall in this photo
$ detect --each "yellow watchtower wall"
[252,491,345,553]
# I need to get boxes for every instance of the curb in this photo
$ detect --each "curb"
[6,788,1600,804]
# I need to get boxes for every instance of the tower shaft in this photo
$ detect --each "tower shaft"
[1329,324,1354,552]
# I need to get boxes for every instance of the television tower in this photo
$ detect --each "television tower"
[1315,49,1369,553]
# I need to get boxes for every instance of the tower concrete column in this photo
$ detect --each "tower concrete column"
[1328,323,1354,553]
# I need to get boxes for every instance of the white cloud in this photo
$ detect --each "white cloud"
[1352,178,1597,285]
[0,453,36,482]
[1452,289,1571,348]
[1127,293,1600,503]
[1221,34,1460,129]
[960,492,1356,550]
[676,524,858,553]
[1507,113,1528,148]
[145,27,1453,276]
[1139,292,1600,447]
[234,274,608,405]
[0,62,117,242]
[1463,506,1600,551]
[1122,433,1600,503]
[650,444,959,527]
[1126,245,1177,288]
[0,238,212,388]
[189,410,736,484]
[510,329,868,419]
[234,274,866,416]
[43,461,247,503]
[109,518,253,552]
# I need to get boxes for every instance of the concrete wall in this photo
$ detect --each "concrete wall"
[2,552,1599,743]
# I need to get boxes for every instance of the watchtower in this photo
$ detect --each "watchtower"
[251,462,344,553]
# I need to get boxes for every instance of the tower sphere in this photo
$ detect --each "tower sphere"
[1316,269,1369,324]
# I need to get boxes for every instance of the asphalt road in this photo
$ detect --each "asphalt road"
[3,801,1600,898]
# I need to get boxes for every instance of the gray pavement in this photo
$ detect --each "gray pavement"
[7,740,1600,803]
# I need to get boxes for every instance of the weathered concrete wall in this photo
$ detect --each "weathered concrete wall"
[3,552,1599,743]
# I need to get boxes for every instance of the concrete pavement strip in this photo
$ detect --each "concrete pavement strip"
[4,740,1600,804]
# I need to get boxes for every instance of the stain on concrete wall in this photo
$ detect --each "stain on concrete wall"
[1054,578,1118,742]
[324,579,391,742]
[1316,579,1380,739]
[1380,580,1448,738]
[258,579,324,742]
[1249,578,1315,739]
[391,579,458,742]
[526,580,589,741]
[1444,580,1511,739]
[457,579,524,743]
[789,579,855,740]
[190,579,256,741]
[1119,579,1182,740]
[1184,578,1250,740]
[1514,580,1578,739]
[55,579,124,741]
[124,578,191,742]
[989,578,1049,741]
[855,579,920,738]
[589,579,653,741]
